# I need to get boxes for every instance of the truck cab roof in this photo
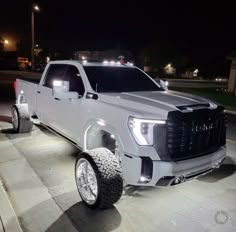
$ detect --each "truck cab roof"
[48,60,135,68]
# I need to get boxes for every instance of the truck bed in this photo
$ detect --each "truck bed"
[17,73,41,84]
[16,77,40,116]
[18,77,40,84]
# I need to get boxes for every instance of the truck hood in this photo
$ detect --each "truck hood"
[100,90,217,118]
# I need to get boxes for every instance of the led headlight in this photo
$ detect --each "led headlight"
[128,117,166,145]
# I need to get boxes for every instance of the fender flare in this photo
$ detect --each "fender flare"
[83,119,125,153]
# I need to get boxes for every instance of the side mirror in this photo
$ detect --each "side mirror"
[52,80,79,99]
[53,80,69,92]
[160,80,168,90]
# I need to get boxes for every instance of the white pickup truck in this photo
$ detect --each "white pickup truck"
[12,60,227,209]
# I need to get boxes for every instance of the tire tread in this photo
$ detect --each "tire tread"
[12,104,33,133]
[76,148,123,209]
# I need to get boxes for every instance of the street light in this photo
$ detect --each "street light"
[33,5,40,11]
[31,3,40,71]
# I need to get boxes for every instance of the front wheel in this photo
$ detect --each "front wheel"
[75,148,123,209]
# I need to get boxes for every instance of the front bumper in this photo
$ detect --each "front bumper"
[123,146,226,186]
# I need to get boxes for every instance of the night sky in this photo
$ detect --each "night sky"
[1,0,236,75]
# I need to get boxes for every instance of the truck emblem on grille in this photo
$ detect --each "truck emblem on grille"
[192,123,214,132]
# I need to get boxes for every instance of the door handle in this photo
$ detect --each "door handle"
[37,91,41,94]
[54,98,61,101]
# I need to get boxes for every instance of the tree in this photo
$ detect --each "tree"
[140,42,191,77]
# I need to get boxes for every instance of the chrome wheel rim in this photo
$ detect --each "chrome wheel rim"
[75,158,98,205]
[12,107,18,130]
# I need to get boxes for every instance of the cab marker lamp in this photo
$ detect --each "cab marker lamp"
[128,117,165,145]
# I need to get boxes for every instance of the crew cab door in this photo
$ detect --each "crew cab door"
[37,64,86,145]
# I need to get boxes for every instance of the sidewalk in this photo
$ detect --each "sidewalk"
[0,179,22,232]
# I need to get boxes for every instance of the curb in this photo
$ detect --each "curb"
[0,179,23,232]
[225,110,236,115]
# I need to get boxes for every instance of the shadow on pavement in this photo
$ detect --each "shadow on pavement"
[0,115,12,123]
[1,128,15,134]
[1,127,32,138]
[1,127,33,139]
[46,202,122,232]
[198,157,236,183]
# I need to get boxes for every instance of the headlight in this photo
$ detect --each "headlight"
[128,117,166,146]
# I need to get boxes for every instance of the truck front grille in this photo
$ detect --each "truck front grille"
[153,106,226,161]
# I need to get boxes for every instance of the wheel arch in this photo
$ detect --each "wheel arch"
[83,120,124,154]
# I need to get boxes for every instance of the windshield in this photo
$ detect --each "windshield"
[84,66,163,93]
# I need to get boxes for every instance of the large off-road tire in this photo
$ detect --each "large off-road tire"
[75,148,123,209]
[11,104,33,133]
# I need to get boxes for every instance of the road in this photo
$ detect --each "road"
[0,70,228,88]
[0,82,236,232]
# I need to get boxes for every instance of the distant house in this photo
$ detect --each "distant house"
[226,50,236,94]
[182,68,200,79]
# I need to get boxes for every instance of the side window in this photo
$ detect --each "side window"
[65,65,85,96]
[43,64,68,88]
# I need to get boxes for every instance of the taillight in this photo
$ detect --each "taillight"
[13,81,16,93]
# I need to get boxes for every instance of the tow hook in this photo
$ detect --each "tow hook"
[172,175,185,185]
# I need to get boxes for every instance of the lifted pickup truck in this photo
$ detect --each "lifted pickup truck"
[12,60,227,209]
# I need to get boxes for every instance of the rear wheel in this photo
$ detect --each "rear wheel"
[12,104,33,133]
[75,148,123,209]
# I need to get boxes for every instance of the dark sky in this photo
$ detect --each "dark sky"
[1,0,236,73]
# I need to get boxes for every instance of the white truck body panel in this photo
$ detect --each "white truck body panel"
[16,79,38,115]
[15,60,226,186]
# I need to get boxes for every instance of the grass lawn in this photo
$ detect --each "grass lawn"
[170,88,236,108]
